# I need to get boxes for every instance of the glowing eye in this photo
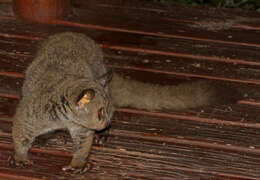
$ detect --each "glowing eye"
[98,107,105,121]
[77,89,95,108]
[84,90,95,100]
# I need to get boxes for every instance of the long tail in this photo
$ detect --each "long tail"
[110,73,241,111]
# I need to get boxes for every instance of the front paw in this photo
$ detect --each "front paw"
[62,163,92,174]
[8,156,33,168]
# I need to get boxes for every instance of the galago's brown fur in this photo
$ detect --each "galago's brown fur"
[11,32,241,174]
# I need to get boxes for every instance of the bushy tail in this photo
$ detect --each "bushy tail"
[110,73,241,111]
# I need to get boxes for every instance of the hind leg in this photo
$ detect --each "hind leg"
[10,118,34,167]
[11,137,34,167]
[9,136,34,167]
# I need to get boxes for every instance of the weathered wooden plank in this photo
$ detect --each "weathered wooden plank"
[0,147,241,180]
[0,127,260,179]
[0,147,122,180]
[0,30,260,85]
[72,0,260,21]
[0,97,17,116]
[0,54,30,73]
[71,0,260,46]
[0,2,12,17]
[1,16,260,66]
[0,142,213,180]
[0,76,22,95]
[104,50,260,85]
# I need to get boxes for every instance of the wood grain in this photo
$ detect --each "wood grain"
[0,0,259,179]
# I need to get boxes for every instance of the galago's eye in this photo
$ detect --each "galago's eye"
[98,107,105,121]
[77,89,95,108]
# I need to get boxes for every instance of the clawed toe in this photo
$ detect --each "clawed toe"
[62,163,92,174]
[8,156,33,168]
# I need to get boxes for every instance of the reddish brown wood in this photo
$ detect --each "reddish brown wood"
[0,20,260,86]
[13,0,71,22]
[1,0,260,179]
[0,0,11,2]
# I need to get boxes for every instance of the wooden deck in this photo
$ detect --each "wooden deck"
[0,0,260,179]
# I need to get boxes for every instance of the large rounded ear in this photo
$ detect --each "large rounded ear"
[76,89,95,108]
[98,69,113,87]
